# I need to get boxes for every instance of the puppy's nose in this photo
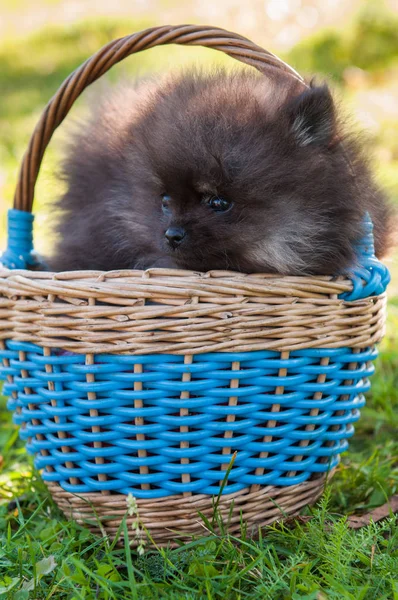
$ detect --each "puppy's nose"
[165,227,186,248]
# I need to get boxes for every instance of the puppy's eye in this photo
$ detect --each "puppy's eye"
[161,194,171,214]
[205,195,232,212]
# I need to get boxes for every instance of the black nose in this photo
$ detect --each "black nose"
[165,227,186,248]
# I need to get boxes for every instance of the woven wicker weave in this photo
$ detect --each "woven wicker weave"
[0,25,390,546]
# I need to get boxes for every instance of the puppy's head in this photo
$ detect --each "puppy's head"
[130,69,362,274]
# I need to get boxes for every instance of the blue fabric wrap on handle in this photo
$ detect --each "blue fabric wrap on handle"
[340,215,390,301]
[1,209,38,269]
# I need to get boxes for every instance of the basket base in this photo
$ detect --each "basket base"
[46,474,331,546]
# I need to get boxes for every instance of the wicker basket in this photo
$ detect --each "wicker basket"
[0,25,390,546]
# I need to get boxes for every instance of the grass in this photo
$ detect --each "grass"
[1,9,398,600]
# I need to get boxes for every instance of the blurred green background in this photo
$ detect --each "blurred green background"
[0,0,397,301]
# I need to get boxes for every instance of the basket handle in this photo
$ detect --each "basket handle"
[3,25,389,299]
[13,24,305,214]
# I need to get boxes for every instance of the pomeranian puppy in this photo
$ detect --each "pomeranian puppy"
[48,68,394,275]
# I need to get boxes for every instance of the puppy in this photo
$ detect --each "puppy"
[48,68,394,275]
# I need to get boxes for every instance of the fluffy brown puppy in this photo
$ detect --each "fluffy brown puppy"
[48,69,394,274]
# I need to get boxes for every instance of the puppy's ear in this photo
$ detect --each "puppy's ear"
[286,82,336,147]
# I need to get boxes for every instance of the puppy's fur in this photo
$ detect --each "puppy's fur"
[48,69,394,275]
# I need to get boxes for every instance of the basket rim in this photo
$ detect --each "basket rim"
[0,265,356,286]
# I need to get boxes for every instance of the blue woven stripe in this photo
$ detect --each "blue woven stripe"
[1,340,375,498]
